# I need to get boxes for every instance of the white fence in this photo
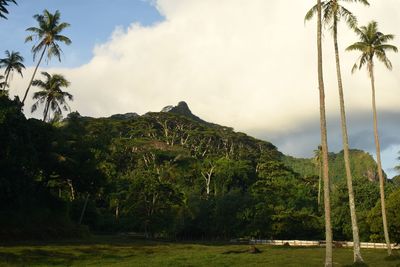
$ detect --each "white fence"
[249,239,400,250]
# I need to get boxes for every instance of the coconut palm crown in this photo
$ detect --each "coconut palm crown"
[25,9,71,62]
[347,21,398,73]
[22,9,71,104]
[305,0,369,30]
[0,50,25,89]
[31,71,73,122]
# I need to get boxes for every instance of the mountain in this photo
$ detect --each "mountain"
[94,101,382,183]
[161,101,209,124]
[62,101,282,167]
[90,101,381,183]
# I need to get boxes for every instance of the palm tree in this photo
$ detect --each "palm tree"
[31,72,73,122]
[347,21,398,256]
[22,9,71,104]
[0,75,5,94]
[313,1,333,265]
[0,50,25,90]
[0,0,17,20]
[312,146,323,207]
[306,0,369,263]
[396,152,400,173]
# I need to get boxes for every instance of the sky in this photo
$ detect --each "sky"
[1,0,399,177]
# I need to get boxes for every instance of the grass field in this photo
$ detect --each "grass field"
[0,236,399,267]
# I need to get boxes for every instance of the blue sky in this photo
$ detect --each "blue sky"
[0,0,163,67]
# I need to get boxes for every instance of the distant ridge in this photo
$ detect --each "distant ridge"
[110,112,139,120]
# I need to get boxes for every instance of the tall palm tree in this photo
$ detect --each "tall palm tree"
[22,9,71,104]
[347,21,398,256]
[312,1,333,265]
[312,146,323,207]
[306,0,369,263]
[0,0,17,20]
[0,75,5,93]
[395,152,400,173]
[0,50,25,90]
[31,72,73,122]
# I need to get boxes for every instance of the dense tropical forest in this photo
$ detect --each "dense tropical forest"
[1,1,400,266]
[1,98,400,244]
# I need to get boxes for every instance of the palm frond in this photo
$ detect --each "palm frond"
[0,0,17,20]
[346,42,368,52]
[47,43,62,62]
[54,22,71,34]
[338,6,357,29]
[351,63,359,74]
[304,4,318,23]
[31,99,41,113]
[54,34,72,45]
[376,44,398,53]
[375,50,393,70]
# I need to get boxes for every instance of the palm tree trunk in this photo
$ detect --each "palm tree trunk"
[22,46,47,104]
[333,16,363,263]
[115,201,119,221]
[318,165,322,207]
[317,1,332,266]
[369,62,392,256]
[3,71,10,90]
[78,193,90,225]
[43,99,51,122]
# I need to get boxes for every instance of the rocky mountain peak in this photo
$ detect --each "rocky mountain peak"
[161,101,205,123]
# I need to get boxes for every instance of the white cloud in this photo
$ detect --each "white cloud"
[10,0,400,175]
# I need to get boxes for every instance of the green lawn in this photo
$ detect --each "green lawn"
[0,236,399,267]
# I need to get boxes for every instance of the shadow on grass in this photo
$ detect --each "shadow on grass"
[343,262,369,267]
[0,247,137,266]
[385,253,400,261]
[222,249,248,254]
[0,252,20,263]
[0,249,78,266]
[0,235,296,248]
[0,236,164,249]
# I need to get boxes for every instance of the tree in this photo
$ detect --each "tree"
[250,160,321,240]
[0,75,5,92]
[347,21,398,256]
[306,0,369,263]
[312,146,322,206]
[22,9,71,104]
[0,0,16,20]
[0,50,25,90]
[313,0,332,265]
[395,152,400,174]
[368,189,400,245]
[31,72,73,122]
[200,159,216,196]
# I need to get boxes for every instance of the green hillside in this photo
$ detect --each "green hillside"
[283,150,382,182]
